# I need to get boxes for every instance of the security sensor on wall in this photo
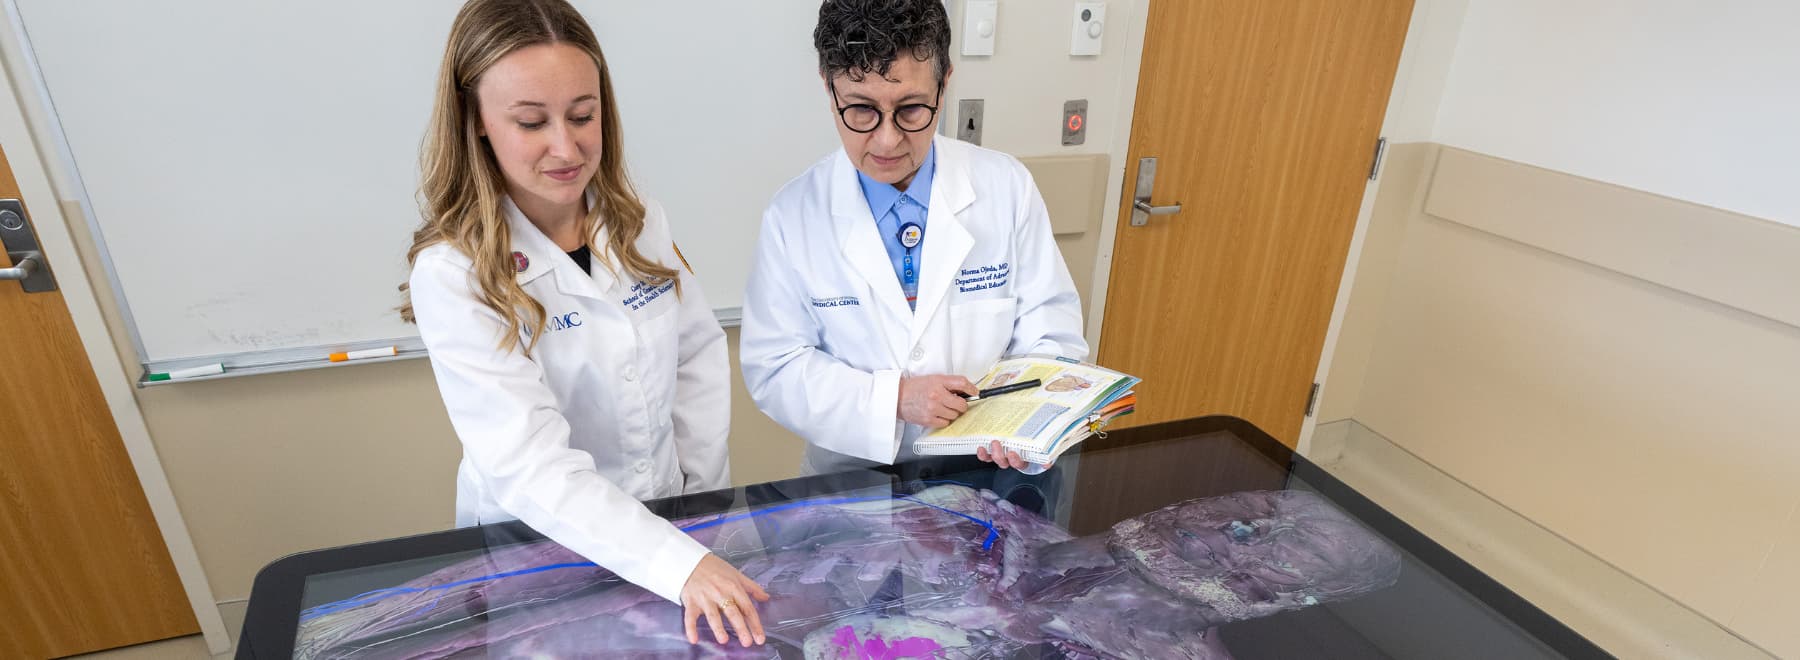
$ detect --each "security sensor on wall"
[963,0,997,56]
[1072,2,1105,56]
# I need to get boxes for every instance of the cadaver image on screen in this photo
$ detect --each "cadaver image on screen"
[294,484,1401,658]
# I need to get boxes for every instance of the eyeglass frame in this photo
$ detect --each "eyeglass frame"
[828,79,944,134]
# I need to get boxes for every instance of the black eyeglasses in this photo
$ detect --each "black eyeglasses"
[829,81,942,134]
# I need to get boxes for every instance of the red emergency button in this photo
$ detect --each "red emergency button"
[1068,114,1084,132]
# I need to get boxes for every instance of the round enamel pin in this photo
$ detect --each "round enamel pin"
[512,251,530,273]
[898,222,923,249]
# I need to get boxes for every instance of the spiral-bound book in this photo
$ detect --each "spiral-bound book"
[912,355,1139,465]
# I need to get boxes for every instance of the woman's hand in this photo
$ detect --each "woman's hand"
[681,553,771,647]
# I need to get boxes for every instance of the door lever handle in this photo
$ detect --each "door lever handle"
[1130,157,1184,226]
[0,252,38,281]
[1133,199,1183,216]
[0,200,58,293]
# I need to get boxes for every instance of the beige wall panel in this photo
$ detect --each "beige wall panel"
[1426,148,1800,327]
[1356,208,1800,629]
[1025,154,1109,315]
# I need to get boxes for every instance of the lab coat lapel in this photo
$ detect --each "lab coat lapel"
[504,194,617,302]
[908,137,976,350]
[830,152,912,365]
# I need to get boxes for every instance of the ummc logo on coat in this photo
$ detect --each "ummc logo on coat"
[522,313,583,337]
[549,312,583,332]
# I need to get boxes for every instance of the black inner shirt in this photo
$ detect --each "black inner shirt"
[566,245,592,275]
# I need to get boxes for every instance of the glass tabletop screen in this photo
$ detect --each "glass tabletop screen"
[241,417,1604,659]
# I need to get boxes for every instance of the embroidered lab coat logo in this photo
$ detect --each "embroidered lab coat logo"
[548,312,582,332]
[623,279,675,311]
[957,262,1011,293]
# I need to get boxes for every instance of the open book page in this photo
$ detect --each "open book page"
[914,356,1139,456]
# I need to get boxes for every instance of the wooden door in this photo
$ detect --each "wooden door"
[1099,0,1413,446]
[0,146,198,657]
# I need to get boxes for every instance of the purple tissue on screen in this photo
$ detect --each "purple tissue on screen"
[295,486,1399,659]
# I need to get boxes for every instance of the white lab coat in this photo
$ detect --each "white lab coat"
[408,195,729,604]
[741,136,1089,473]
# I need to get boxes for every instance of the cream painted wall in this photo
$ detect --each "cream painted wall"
[1315,144,1437,423]
[1377,0,1471,143]
[944,0,1138,158]
[1320,145,1800,656]
[1432,0,1800,225]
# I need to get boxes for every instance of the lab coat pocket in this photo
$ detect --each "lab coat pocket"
[633,300,681,413]
[948,297,1017,379]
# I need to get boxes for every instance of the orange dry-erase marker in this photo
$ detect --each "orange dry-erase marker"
[329,346,398,362]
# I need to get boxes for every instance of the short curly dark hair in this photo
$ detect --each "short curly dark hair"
[814,0,952,84]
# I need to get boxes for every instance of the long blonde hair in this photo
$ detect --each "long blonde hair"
[398,0,676,354]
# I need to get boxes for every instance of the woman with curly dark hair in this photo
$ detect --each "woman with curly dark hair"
[742,0,1089,477]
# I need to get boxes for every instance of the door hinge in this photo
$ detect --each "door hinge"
[1367,137,1388,181]
[1305,382,1321,417]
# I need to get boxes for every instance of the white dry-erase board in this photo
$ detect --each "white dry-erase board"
[11,1,841,382]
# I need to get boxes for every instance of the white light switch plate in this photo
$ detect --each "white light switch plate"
[963,0,997,56]
[1071,2,1104,56]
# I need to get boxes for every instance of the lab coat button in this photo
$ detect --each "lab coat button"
[633,460,650,474]
[910,346,925,361]
[623,366,637,382]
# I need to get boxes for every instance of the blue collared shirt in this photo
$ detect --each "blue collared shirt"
[856,146,936,310]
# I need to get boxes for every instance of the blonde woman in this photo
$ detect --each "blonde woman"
[400,0,766,647]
